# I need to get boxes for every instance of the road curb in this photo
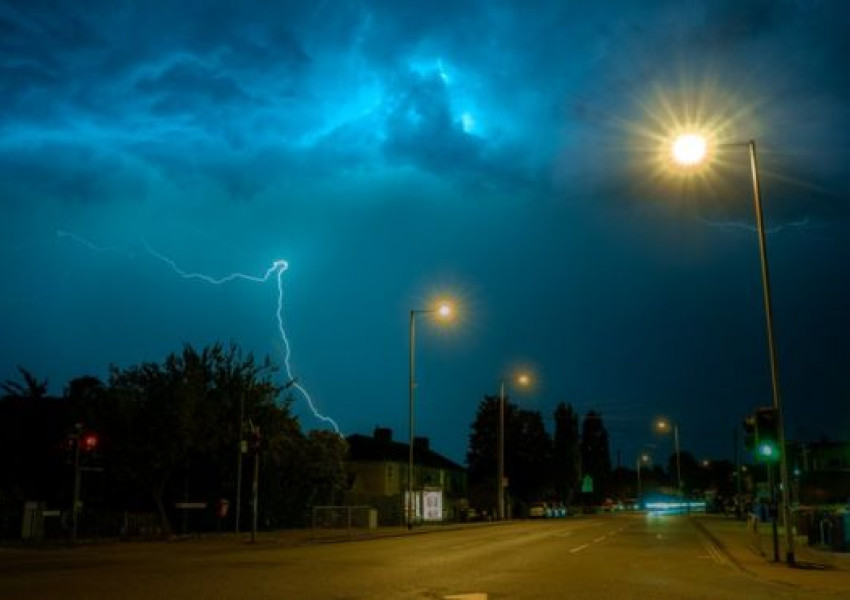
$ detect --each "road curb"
[690,517,755,577]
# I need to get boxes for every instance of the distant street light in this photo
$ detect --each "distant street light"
[669,134,795,566]
[655,418,682,493]
[497,371,533,521]
[408,300,454,529]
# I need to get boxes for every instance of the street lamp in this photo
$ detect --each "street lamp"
[670,134,795,566]
[497,371,533,521]
[655,418,682,493]
[408,300,454,529]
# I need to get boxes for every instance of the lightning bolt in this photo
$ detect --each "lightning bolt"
[57,230,136,257]
[61,232,340,433]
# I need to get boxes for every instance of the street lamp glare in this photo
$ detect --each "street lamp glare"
[672,133,708,166]
[436,302,452,319]
[516,373,531,387]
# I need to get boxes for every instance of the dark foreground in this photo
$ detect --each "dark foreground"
[2,514,848,599]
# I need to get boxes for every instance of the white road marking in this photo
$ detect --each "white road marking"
[569,544,589,553]
[702,540,729,566]
[444,594,487,600]
[594,536,606,543]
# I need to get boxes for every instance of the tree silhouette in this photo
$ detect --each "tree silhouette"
[579,411,612,502]
[552,402,581,505]
[467,395,553,514]
[1,366,49,399]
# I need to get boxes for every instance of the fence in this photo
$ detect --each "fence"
[311,506,378,539]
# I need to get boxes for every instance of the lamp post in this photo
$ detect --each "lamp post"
[636,453,650,500]
[671,135,795,566]
[655,419,681,493]
[497,372,531,521]
[408,302,453,529]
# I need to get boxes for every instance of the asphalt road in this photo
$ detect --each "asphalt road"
[1,514,843,599]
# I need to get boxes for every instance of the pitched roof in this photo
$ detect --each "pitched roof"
[346,432,464,472]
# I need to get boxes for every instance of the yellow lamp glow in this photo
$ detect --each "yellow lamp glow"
[672,134,708,166]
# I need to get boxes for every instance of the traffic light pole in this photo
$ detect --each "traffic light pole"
[71,427,82,544]
[251,445,259,543]
[748,141,795,566]
[250,424,261,544]
[235,392,244,534]
[768,462,780,562]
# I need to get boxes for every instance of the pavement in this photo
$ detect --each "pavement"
[693,514,850,594]
[7,513,850,596]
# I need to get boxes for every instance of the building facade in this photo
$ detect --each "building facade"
[345,428,467,525]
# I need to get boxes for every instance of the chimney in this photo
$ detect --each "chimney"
[413,436,430,454]
[374,427,392,444]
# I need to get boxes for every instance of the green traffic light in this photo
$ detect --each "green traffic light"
[757,442,779,461]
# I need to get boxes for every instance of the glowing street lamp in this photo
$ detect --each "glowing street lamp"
[497,370,533,521]
[672,134,708,166]
[408,300,454,529]
[669,133,795,566]
[655,418,682,493]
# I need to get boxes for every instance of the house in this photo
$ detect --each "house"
[345,427,467,525]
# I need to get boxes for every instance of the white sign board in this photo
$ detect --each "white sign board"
[422,490,443,521]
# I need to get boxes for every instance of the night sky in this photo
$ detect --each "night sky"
[2,1,849,466]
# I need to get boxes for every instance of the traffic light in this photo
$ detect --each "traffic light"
[742,415,756,451]
[81,432,99,452]
[755,407,779,462]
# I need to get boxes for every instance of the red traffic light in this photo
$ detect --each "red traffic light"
[81,433,99,451]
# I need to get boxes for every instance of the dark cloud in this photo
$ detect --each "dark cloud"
[2,0,850,461]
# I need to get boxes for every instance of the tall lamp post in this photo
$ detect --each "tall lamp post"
[655,418,681,493]
[497,372,532,521]
[636,453,650,500]
[408,301,453,529]
[671,135,795,566]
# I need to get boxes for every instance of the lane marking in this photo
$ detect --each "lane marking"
[594,536,606,543]
[569,544,589,554]
[702,540,729,566]
[445,595,487,600]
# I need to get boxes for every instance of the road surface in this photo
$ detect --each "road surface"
[1,514,844,599]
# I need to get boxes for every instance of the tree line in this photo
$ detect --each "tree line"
[466,396,737,515]
[466,397,612,513]
[0,343,347,538]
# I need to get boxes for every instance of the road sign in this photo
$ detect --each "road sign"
[581,475,593,493]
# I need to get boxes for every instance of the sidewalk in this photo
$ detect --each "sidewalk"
[694,515,850,593]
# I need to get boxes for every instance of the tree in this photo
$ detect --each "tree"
[507,408,552,505]
[1,366,49,399]
[107,343,280,536]
[467,395,553,514]
[579,411,612,502]
[552,402,581,505]
[467,396,500,513]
